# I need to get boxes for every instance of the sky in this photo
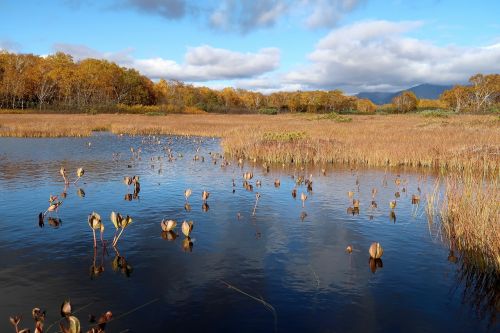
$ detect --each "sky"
[0,0,499,94]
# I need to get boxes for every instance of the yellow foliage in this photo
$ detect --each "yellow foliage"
[356,99,377,113]
[418,99,447,109]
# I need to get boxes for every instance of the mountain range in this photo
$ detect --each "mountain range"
[355,83,453,105]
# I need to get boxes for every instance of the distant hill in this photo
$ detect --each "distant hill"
[356,84,453,105]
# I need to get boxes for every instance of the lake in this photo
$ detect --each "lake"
[0,133,497,332]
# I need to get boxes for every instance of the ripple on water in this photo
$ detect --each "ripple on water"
[0,133,495,333]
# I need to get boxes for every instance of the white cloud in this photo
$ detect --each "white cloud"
[51,20,500,93]
[284,20,500,92]
[53,43,280,81]
[302,0,367,29]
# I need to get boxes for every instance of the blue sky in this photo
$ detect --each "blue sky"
[1,0,499,93]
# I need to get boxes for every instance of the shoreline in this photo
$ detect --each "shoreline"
[0,113,498,174]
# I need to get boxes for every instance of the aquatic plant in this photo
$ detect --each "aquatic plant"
[369,242,384,259]
[253,193,261,216]
[184,188,192,202]
[74,168,84,185]
[202,190,210,203]
[88,212,104,248]
[44,195,62,217]
[59,300,81,333]
[110,211,133,247]
[60,167,69,185]
[300,192,307,208]
[181,221,193,238]
[389,200,397,210]
[160,219,177,232]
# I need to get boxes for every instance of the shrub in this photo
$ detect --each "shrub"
[392,91,418,113]
[258,108,278,115]
[317,112,352,122]
[356,99,377,113]
[419,110,453,118]
[263,131,307,142]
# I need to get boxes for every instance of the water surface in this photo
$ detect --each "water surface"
[0,133,496,332]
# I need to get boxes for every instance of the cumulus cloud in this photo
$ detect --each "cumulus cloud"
[285,20,500,92]
[63,0,364,33]
[302,0,367,29]
[53,43,280,81]
[231,76,303,94]
[51,19,500,93]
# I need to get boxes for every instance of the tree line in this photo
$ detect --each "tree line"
[0,51,498,114]
[389,74,499,113]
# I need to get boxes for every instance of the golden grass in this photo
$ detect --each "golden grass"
[0,113,498,173]
[441,174,500,271]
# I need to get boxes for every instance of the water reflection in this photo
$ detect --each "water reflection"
[390,211,397,223]
[182,237,194,252]
[161,230,178,241]
[112,248,133,278]
[90,248,105,280]
[369,258,384,274]
[47,217,62,229]
[452,253,500,327]
[76,188,85,198]
[0,133,497,332]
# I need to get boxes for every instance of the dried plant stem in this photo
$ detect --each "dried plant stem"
[220,280,277,332]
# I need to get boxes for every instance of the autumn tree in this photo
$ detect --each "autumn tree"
[356,98,376,113]
[440,85,471,112]
[392,91,418,113]
[468,74,500,112]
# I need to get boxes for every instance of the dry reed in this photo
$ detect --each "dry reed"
[440,173,500,271]
[3,113,497,173]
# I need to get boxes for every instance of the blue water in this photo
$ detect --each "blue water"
[0,133,496,332]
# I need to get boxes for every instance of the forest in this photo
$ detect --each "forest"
[0,51,498,114]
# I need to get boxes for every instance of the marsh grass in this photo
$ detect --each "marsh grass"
[425,170,500,272]
[441,173,500,271]
[0,113,498,173]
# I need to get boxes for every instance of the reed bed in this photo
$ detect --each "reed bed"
[0,113,498,173]
[441,173,500,271]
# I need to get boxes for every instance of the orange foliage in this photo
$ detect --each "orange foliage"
[356,98,377,113]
